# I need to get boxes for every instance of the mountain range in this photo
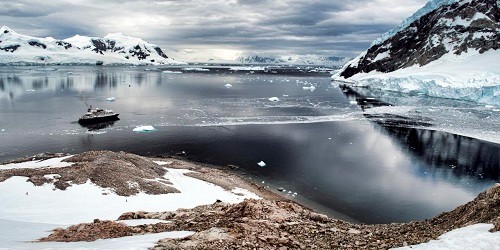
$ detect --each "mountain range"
[0,26,183,65]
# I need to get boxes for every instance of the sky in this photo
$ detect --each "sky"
[0,0,428,59]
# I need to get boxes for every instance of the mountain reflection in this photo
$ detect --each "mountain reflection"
[339,84,500,181]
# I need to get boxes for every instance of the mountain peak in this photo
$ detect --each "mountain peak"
[372,0,462,46]
[1,25,16,35]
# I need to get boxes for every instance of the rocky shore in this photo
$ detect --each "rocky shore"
[1,151,499,249]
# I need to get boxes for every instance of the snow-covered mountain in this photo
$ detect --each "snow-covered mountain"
[0,26,183,65]
[333,0,499,105]
[235,55,351,67]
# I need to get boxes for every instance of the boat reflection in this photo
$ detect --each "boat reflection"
[78,119,119,131]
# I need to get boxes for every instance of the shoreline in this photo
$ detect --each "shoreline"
[0,150,499,249]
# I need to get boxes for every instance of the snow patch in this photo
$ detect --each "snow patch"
[0,156,74,170]
[394,224,500,250]
[117,219,171,226]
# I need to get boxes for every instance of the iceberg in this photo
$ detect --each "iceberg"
[257,161,266,167]
[268,97,280,102]
[133,125,155,132]
[303,86,316,91]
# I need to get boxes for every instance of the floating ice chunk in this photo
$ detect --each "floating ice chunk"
[182,67,209,72]
[105,97,116,101]
[349,100,358,105]
[1,129,5,132]
[257,161,266,167]
[282,94,289,97]
[303,86,316,91]
[36,68,57,72]
[268,97,280,102]
[225,84,232,88]
[26,89,35,92]
[133,125,155,132]
[162,70,182,74]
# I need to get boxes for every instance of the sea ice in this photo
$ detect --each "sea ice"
[268,97,280,102]
[105,97,116,101]
[225,83,232,88]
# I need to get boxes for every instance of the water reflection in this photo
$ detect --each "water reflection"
[381,126,500,181]
[339,84,500,181]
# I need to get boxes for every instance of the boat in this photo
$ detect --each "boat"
[78,105,119,124]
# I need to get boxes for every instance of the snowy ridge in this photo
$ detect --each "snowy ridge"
[372,0,463,46]
[235,54,350,66]
[0,26,184,65]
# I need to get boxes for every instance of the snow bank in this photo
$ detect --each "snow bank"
[117,219,171,226]
[394,223,500,250]
[333,50,500,105]
[0,168,259,224]
[0,156,74,170]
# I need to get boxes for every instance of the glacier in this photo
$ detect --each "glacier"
[333,50,500,106]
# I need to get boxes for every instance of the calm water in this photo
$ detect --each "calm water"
[0,66,498,224]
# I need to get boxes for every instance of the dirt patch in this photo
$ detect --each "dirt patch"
[39,219,134,242]
[0,151,179,196]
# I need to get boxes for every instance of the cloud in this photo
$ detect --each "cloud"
[0,0,428,58]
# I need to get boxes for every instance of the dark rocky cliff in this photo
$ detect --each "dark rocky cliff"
[340,0,499,79]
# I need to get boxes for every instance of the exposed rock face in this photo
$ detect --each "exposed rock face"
[340,0,499,78]
[0,44,20,52]
[55,41,72,49]
[28,41,47,49]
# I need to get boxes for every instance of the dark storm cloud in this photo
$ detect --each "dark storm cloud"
[0,0,428,58]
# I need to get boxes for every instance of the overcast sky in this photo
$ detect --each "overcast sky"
[0,0,427,58]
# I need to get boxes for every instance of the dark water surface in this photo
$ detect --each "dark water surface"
[1,66,498,224]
